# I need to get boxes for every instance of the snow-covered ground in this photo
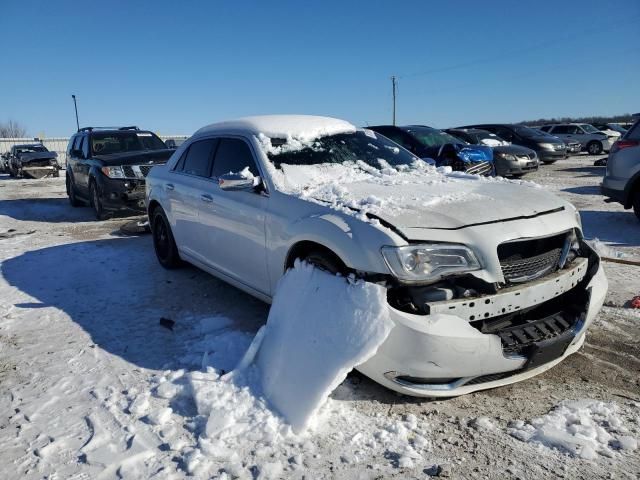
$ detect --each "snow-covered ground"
[0,154,638,479]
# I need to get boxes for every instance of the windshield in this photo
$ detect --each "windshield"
[266,130,419,170]
[17,145,47,153]
[580,124,600,133]
[513,125,545,137]
[403,126,465,147]
[91,131,166,155]
[607,124,627,133]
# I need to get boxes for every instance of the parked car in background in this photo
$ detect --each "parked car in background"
[457,124,566,164]
[367,125,494,176]
[7,143,60,178]
[445,128,538,177]
[146,114,606,398]
[601,115,640,221]
[66,126,173,219]
[592,123,625,140]
[0,153,9,173]
[539,124,613,155]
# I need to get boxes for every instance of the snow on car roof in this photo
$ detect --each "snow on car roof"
[194,115,356,140]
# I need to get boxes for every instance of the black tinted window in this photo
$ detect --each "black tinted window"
[552,125,569,134]
[211,138,258,178]
[182,139,216,177]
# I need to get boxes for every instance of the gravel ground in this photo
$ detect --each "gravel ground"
[0,154,638,479]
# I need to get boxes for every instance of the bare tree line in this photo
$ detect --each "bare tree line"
[0,120,27,138]
[520,113,635,127]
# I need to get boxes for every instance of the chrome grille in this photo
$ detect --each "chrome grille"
[120,165,154,179]
[500,248,562,283]
[139,165,153,177]
[497,233,568,284]
[464,161,493,176]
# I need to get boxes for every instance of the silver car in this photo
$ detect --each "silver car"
[540,123,614,155]
[146,115,607,397]
[601,115,640,220]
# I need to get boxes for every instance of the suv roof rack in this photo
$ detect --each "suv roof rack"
[78,126,140,132]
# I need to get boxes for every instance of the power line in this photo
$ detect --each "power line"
[397,14,640,80]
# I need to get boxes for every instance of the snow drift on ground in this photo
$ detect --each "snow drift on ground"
[175,262,393,474]
[508,399,638,459]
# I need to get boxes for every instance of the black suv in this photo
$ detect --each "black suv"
[457,123,566,164]
[66,126,173,219]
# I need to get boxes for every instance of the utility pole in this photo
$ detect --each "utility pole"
[71,94,80,131]
[391,76,397,126]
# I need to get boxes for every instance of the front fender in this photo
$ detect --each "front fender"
[279,212,403,275]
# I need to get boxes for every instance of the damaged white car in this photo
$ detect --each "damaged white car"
[146,115,607,397]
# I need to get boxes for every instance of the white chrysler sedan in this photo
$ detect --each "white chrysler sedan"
[145,115,607,397]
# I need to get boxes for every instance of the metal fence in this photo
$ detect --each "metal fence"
[0,135,189,168]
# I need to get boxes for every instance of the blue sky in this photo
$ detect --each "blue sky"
[1,0,638,137]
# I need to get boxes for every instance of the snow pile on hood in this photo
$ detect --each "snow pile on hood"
[180,262,393,473]
[254,261,393,432]
[480,138,509,147]
[507,400,638,459]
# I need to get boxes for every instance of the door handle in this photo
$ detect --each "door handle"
[165,183,174,191]
[200,194,213,203]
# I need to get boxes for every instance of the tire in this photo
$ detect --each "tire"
[66,175,82,207]
[587,141,603,155]
[53,169,60,178]
[151,207,182,269]
[542,160,557,165]
[633,189,640,222]
[300,249,348,276]
[89,180,108,220]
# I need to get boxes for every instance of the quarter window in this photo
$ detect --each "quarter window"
[211,138,259,178]
[182,139,217,177]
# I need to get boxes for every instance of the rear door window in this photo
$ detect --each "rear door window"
[552,125,569,134]
[211,138,259,178]
[181,139,217,177]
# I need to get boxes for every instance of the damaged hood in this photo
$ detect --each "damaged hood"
[278,163,566,231]
[93,149,173,166]
[337,179,565,230]
[17,151,57,164]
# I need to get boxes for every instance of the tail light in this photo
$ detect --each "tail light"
[611,139,639,154]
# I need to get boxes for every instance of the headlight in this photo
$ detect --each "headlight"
[497,153,516,161]
[538,143,554,150]
[381,244,482,283]
[101,166,125,178]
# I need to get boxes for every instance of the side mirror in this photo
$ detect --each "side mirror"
[218,172,259,191]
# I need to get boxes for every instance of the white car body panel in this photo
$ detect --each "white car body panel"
[146,115,607,397]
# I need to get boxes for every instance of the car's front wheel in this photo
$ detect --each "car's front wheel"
[151,207,182,269]
[587,141,603,155]
[89,180,108,220]
[542,160,557,165]
[300,249,348,276]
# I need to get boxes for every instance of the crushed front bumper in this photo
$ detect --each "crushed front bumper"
[356,257,607,397]
[98,175,147,212]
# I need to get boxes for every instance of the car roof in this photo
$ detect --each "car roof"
[194,115,356,139]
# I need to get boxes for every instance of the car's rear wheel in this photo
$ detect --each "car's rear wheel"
[587,141,603,155]
[542,160,557,165]
[632,188,640,222]
[151,207,182,269]
[89,180,108,220]
[67,174,82,207]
